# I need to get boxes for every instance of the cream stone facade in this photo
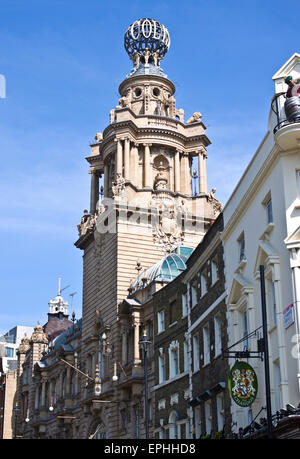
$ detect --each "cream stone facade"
[14,18,221,439]
[222,53,300,434]
[73,18,220,439]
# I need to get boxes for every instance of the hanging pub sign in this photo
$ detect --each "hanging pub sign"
[228,361,258,407]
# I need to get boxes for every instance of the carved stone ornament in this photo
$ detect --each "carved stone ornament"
[77,210,97,236]
[151,195,184,252]
[31,322,48,344]
[18,334,30,354]
[112,173,126,198]
[207,188,223,217]
[186,111,202,124]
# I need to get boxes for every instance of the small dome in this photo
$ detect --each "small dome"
[126,63,168,80]
[131,247,193,291]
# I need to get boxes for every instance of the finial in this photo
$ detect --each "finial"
[124,19,170,67]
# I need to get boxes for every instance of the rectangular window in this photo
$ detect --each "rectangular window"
[241,309,249,349]
[201,270,208,297]
[169,300,177,325]
[193,335,200,372]
[211,256,219,285]
[191,284,198,307]
[158,353,166,383]
[266,198,273,224]
[204,400,212,435]
[214,314,222,357]
[5,347,14,358]
[182,293,188,317]
[157,310,165,333]
[216,393,225,431]
[203,325,210,366]
[194,405,202,438]
[169,343,179,378]
[238,233,246,263]
[297,170,300,196]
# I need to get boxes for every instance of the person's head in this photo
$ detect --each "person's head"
[285,75,295,87]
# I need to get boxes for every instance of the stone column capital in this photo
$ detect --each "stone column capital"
[143,143,152,148]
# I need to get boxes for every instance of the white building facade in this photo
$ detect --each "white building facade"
[222,53,300,433]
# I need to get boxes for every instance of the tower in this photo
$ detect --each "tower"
[75,18,221,438]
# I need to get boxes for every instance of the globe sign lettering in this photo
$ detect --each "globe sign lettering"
[228,361,258,407]
[124,18,170,62]
[129,19,170,47]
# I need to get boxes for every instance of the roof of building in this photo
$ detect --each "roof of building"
[126,63,168,80]
[52,318,82,352]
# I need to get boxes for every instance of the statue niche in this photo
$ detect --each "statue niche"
[153,155,170,190]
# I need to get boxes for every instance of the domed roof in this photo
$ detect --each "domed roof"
[126,63,168,80]
[131,247,193,291]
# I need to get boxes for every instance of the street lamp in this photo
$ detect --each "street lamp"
[139,329,152,439]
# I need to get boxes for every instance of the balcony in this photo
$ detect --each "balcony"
[272,93,300,150]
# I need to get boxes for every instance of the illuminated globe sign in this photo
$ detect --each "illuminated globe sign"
[228,361,258,407]
[124,18,170,65]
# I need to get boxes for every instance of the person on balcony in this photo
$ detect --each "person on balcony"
[285,76,300,98]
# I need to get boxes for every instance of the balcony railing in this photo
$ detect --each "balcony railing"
[272,92,300,134]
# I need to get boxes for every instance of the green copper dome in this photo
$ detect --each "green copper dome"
[131,247,193,291]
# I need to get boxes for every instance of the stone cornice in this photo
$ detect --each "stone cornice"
[74,229,94,250]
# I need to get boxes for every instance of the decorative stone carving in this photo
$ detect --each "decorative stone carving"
[154,169,168,190]
[186,111,202,124]
[77,210,97,236]
[207,188,223,217]
[158,399,166,410]
[112,173,126,198]
[31,322,48,344]
[94,132,103,142]
[151,195,184,252]
[170,393,179,405]
[18,334,30,354]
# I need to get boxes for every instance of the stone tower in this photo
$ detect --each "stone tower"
[75,18,221,438]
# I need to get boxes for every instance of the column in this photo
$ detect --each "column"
[133,313,141,364]
[104,162,109,197]
[124,138,130,181]
[121,327,128,365]
[180,152,190,195]
[143,143,152,188]
[131,143,139,187]
[41,378,46,407]
[66,366,71,396]
[115,138,123,177]
[174,150,180,193]
[198,148,207,194]
[90,170,99,214]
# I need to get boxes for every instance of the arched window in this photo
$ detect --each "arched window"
[168,410,180,439]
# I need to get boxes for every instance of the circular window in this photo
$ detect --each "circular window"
[153,87,160,97]
[134,87,142,97]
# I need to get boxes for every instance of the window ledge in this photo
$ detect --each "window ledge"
[260,222,275,241]
[294,199,300,210]
[235,258,247,275]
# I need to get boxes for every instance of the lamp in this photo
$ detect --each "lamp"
[139,329,152,439]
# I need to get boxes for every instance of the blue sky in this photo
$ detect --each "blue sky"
[0,0,299,332]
